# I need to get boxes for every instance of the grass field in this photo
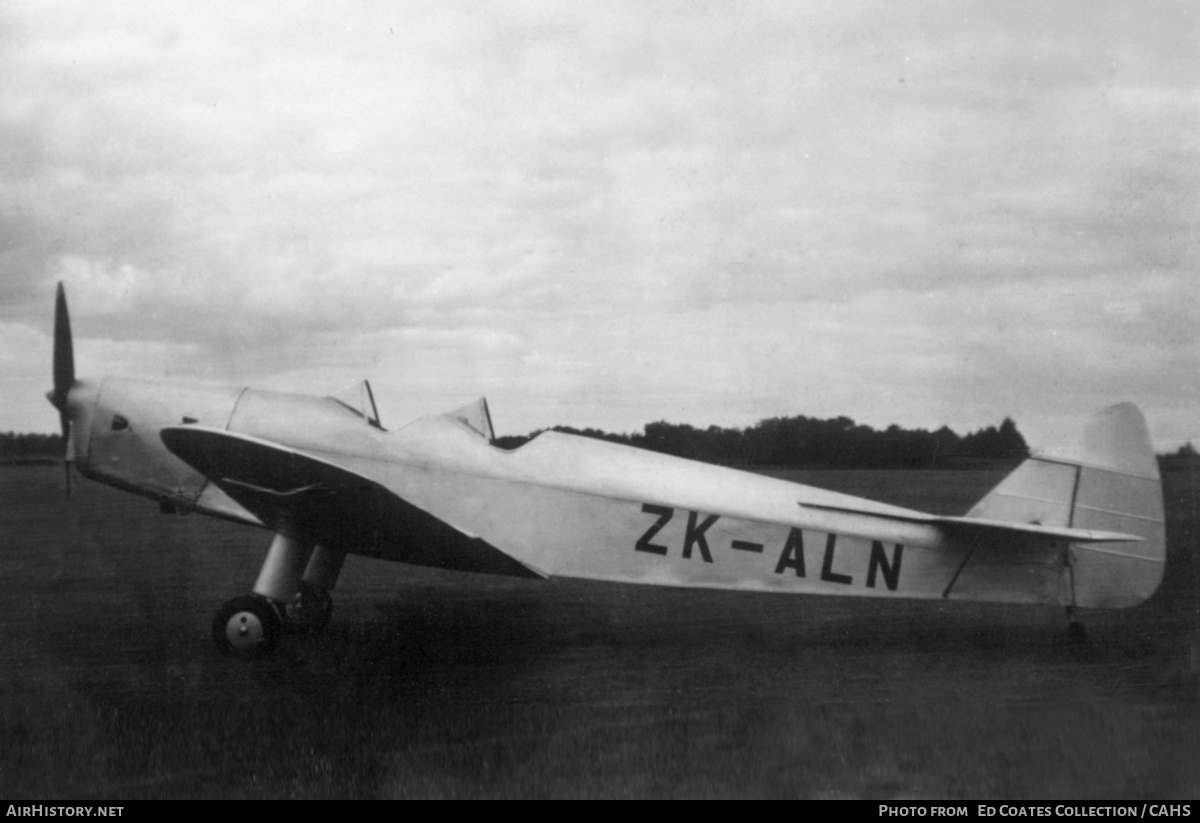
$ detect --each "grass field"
[1,464,1197,798]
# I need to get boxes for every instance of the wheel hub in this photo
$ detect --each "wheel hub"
[225,610,265,649]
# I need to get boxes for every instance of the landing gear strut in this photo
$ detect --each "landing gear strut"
[212,535,345,658]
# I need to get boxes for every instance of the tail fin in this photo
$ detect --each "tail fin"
[966,403,1165,608]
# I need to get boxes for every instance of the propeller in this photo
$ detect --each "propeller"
[46,282,75,493]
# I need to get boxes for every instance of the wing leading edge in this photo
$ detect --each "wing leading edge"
[159,425,544,579]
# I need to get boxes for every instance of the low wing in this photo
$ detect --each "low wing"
[159,425,544,579]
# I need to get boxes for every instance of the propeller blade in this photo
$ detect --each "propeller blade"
[48,282,76,496]
[51,282,75,412]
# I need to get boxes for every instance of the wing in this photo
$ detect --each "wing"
[159,425,544,579]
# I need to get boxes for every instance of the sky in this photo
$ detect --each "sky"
[2,1,1198,453]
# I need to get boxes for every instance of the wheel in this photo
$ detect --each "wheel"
[213,594,283,658]
[284,580,334,635]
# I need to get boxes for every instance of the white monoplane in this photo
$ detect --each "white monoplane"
[46,284,1165,657]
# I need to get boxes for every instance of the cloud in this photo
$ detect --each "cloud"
[1,1,1197,452]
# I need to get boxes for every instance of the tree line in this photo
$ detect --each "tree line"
[3,416,1030,468]
[1159,441,1199,472]
[6,422,1194,471]
[0,432,63,464]
[493,415,1030,468]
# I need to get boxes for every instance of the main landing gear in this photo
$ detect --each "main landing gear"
[212,534,345,658]
[286,580,335,635]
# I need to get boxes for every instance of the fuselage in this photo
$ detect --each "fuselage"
[63,375,1079,607]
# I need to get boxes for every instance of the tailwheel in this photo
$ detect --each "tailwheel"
[284,580,334,635]
[1065,606,1088,645]
[213,594,283,658]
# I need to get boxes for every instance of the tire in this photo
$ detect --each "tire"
[284,581,334,635]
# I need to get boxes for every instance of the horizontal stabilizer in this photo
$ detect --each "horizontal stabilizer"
[798,502,1143,544]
